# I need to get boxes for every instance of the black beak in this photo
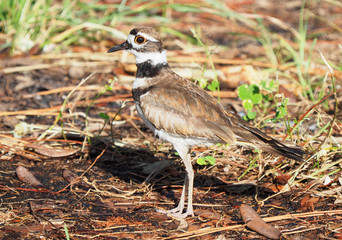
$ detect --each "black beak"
[107,41,130,53]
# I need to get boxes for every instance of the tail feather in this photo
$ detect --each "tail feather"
[233,119,306,161]
[253,136,306,161]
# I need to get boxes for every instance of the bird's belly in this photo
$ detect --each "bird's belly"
[155,128,217,147]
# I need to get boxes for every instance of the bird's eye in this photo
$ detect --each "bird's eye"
[135,36,146,44]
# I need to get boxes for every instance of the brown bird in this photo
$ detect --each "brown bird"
[108,27,306,218]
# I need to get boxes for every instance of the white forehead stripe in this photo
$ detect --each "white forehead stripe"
[127,32,158,47]
[137,32,158,42]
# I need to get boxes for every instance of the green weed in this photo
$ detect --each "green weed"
[238,154,258,181]
[196,155,216,166]
[238,79,289,123]
[0,0,52,53]
[238,84,263,120]
[64,223,70,240]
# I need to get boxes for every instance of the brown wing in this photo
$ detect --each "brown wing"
[139,75,236,144]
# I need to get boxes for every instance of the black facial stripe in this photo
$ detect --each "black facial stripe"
[136,62,168,78]
[130,29,138,35]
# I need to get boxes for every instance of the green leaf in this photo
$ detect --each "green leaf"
[250,84,260,94]
[276,106,287,119]
[197,156,216,166]
[196,157,206,165]
[242,99,254,110]
[247,110,257,119]
[238,84,262,104]
[260,79,277,92]
[205,156,216,165]
[99,112,109,120]
[238,84,249,100]
[250,93,262,104]
[197,78,207,89]
[207,80,219,92]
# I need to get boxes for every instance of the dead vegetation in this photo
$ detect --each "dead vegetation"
[0,0,342,239]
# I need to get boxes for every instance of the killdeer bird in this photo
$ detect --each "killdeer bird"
[108,27,306,218]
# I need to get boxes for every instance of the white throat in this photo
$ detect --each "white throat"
[128,49,167,65]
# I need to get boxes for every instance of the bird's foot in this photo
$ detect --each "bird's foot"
[157,207,194,219]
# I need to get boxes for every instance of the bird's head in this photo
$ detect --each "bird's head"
[107,27,167,65]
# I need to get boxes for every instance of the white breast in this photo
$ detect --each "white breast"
[133,77,151,89]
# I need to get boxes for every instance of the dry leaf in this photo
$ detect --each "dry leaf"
[300,195,320,211]
[16,165,43,187]
[274,174,291,185]
[240,204,281,239]
[62,169,89,187]
[26,143,79,158]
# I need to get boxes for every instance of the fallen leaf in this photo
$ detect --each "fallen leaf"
[26,143,79,158]
[16,165,43,187]
[188,223,200,231]
[240,204,281,240]
[323,175,333,186]
[62,169,89,187]
[29,200,59,212]
[274,174,291,185]
[300,195,320,211]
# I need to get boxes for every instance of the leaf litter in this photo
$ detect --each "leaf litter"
[0,0,342,239]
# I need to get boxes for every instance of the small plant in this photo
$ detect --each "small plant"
[238,154,259,181]
[196,155,216,166]
[274,94,288,121]
[238,80,289,123]
[99,112,110,121]
[237,84,262,120]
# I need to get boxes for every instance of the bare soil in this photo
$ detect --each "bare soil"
[1,0,342,239]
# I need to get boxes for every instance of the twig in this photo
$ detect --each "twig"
[0,94,132,117]
[54,146,107,194]
[38,73,96,140]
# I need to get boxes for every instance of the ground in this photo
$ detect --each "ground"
[0,0,342,239]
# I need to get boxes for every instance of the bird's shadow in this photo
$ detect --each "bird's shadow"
[90,139,258,203]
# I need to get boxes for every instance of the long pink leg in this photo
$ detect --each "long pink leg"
[168,143,195,218]
[170,175,188,214]
[181,152,194,217]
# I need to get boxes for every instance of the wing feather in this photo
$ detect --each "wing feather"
[138,75,236,143]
